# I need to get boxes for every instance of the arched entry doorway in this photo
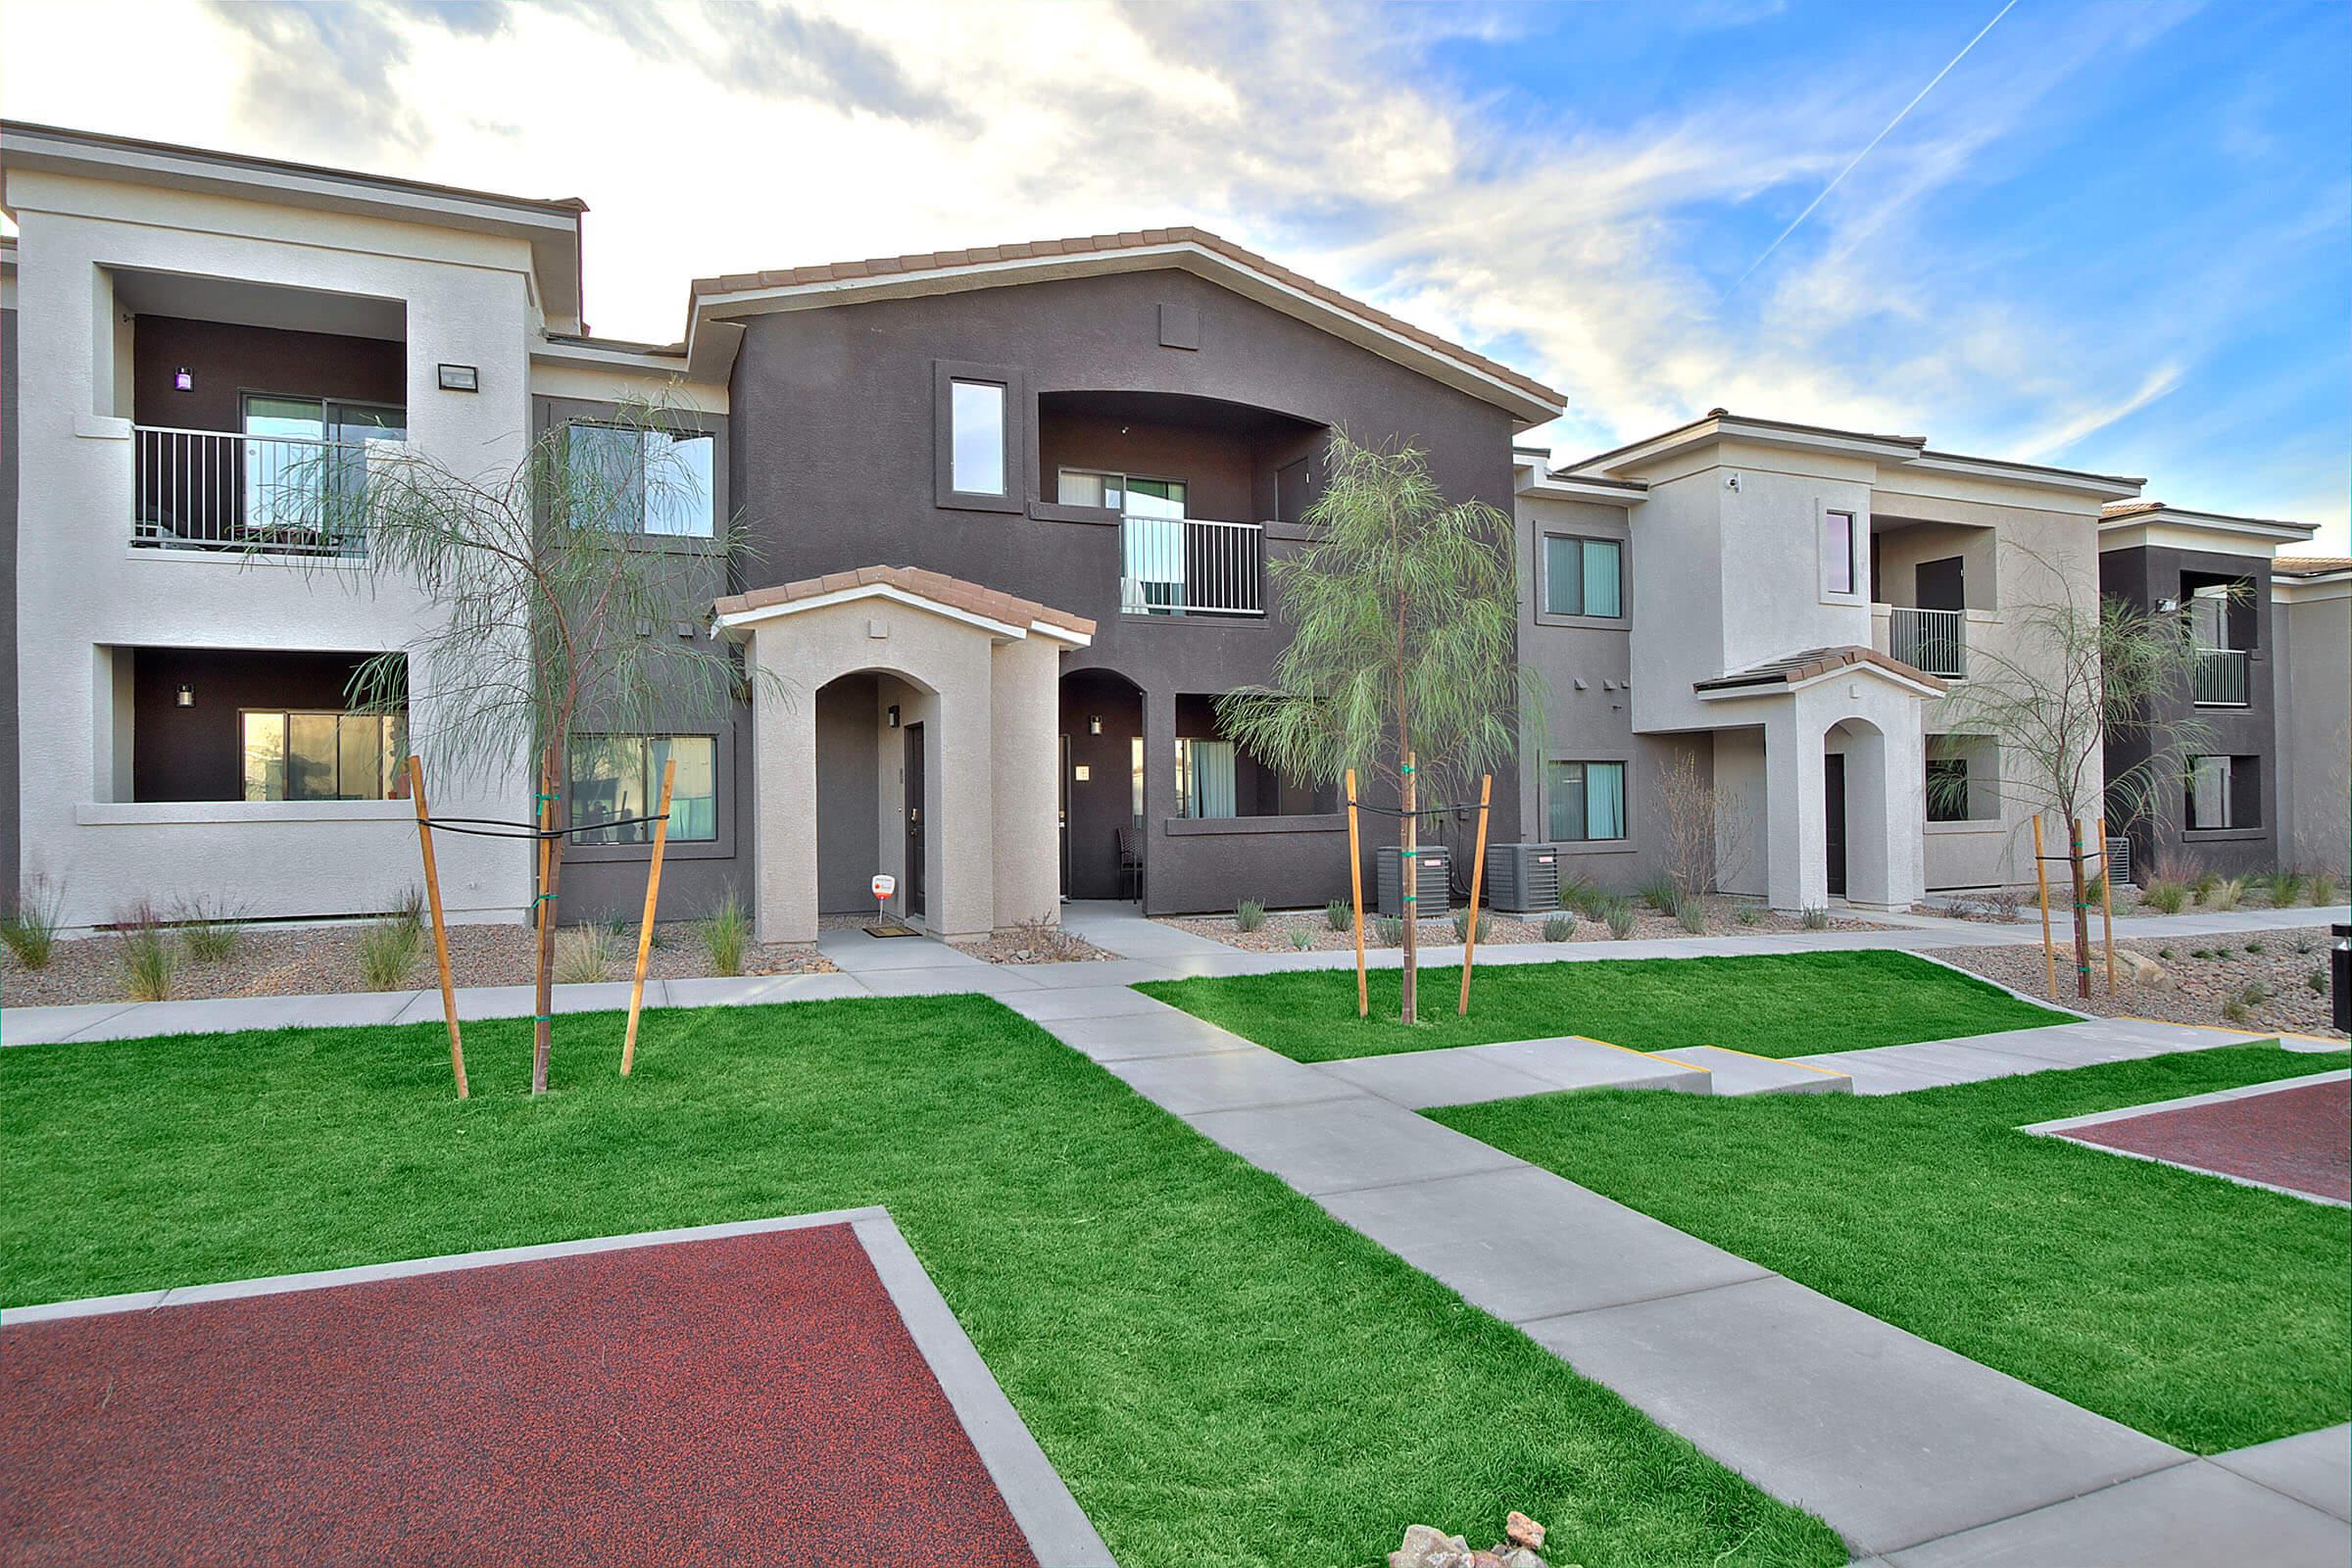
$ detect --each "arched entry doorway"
[1058,668,1145,900]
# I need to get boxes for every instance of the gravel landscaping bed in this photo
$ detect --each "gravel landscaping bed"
[813,911,1115,964]
[0,920,834,1007]
[1159,895,1895,953]
[1931,927,2345,1039]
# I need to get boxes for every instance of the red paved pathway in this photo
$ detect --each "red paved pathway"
[1,1224,1039,1566]
[2058,1077,2351,1201]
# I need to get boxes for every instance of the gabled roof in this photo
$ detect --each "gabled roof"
[687,226,1566,427]
[712,564,1095,645]
[1694,645,1945,697]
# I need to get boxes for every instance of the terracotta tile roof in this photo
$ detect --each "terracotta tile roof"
[713,564,1095,639]
[2275,556,2352,577]
[2101,499,2165,518]
[1694,645,1946,695]
[689,225,1564,411]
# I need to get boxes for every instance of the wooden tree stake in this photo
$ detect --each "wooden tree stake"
[2032,812,2057,999]
[1457,773,1493,1016]
[2093,815,2116,995]
[1346,767,1367,1019]
[621,757,676,1077]
[407,755,466,1100]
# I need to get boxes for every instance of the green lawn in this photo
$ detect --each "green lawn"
[0,999,1842,1568]
[1436,1044,2351,1453]
[1138,950,2068,1062]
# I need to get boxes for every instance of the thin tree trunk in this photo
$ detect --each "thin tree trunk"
[2067,815,2090,1001]
[1400,750,1418,1024]
[531,740,563,1094]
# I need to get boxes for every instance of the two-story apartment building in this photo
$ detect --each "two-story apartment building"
[2,123,1564,941]
[1515,412,2142,911]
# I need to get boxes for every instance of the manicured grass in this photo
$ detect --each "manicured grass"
[0,1000,1843,1568]
[1436,1045,2351,1453]
[1138,950,2067,1062]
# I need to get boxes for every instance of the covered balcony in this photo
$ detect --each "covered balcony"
[115,270,408,559]
[1036,390,1325,620]
[1869,514,1992,681]
[2184,575,2255,708]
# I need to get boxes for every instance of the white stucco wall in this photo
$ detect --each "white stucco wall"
[9,173,541,928]
[2274,578,2351,875]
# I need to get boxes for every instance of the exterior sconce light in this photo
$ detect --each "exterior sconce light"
[175,683,195,708]
[1088,714,1102,735]
[1073,764,1092,781]
[437,364,480,393]
[172,368,194,392]
[887,705,901,728]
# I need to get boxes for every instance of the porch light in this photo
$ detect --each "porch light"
[1074,764,1092,781]
[172,368,193,392]
[175,684,195,708]
[887,705,900,728]
[1088,714,1102,735]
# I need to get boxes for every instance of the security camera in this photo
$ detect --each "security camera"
[1725,472,1741,492]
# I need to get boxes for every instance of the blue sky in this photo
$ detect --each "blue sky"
[6,0,2344,548]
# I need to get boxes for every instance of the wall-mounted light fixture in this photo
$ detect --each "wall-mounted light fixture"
[437,364,480,393]
[172,368,194,392]
[175,683,195,708]
[886,704,901,728]
[1087,714,1102,735]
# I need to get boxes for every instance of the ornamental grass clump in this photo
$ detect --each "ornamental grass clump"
[700,890,750,977]
[2306,869,2340,906]
[2252,869,2305,907]
[555,922,618,985]
[1234,900,1267,933]
[2205,875,2248,912]
[356,893,425,991]
[2139,879,2189,914]
[1,874,64,970]
[1676,902,1707,935]
[1289,927,1314,952]
[173,896,244,963]
[1543,913,1576,942]
[1602,897,1637,941]
[1639,873,1682,915]
[1324,898,1351,932]
[115,901,179,1002]
[1801,906,1832,931]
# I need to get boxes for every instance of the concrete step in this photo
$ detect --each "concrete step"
[1319,1035,1710,1109]
[1655,1045,1853,1096]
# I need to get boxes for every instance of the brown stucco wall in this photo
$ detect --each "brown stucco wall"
[130,317,404,431]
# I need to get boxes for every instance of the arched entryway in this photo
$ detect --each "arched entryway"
[1059,668,1146,901]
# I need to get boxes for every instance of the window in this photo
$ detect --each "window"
[1546,760,1626,842]
[240,710,402,802]
[567,734,718,845]
[1543,535,1623,617]
[950,379,1006,496]
[1822,510,1857,596]
[1175,738,1238,818]
[564,422,716,537]
[241,395,406,542]
[1130,735,1145,828]
[2186,755,2259,832]
[1926,758,1970,822]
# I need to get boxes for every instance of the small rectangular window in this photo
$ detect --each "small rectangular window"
[1543,535,1623,617]
[2185,755,2260,831]
[1546,760,1626,842]
[568,734,718,844]
[951,380,1006,496]
[240,710,401,802]
[1823,511,1857,595]
[564,422,715,538]
[1926,758,1970,822]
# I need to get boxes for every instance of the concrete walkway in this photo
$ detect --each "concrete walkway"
[1002,980,2352,1563]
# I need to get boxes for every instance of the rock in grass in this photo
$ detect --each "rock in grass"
[1505,1511,1546,1550]
[1391,1524,1473,1568]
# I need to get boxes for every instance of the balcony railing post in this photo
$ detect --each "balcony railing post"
[2192,648,2248,707]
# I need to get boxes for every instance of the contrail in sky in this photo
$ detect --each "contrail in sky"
[1734,0,2021,290]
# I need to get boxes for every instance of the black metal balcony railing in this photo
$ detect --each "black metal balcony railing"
[1119,515,1265,617]
[2193,647,2249,707]
[132,425,374,558]
[1890,606,1966,680]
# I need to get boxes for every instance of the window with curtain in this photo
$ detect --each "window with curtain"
[2185,755,2259,831]
[1176,738,1238,818]
[564,422,715,537]
[1543,535,1623,617]
[240,710,403,802]
[567,734,718,845]
[1546,760,1626,842]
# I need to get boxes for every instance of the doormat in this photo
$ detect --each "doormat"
[863,924,923,939]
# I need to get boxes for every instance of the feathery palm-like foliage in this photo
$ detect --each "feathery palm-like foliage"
[1216,433,1534,1022]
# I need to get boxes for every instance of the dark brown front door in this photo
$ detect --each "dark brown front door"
[904,722,926,920]
[1825,753,1847,899]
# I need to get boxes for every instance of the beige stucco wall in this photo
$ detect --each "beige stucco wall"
[736,594,1065,944]
[2275,579,2351,875]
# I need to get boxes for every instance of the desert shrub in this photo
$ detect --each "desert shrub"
[1676,901,1707,934]
[2139,880,2189,914]
[1234,900,1267,933]
[2238,980,2271,1006]
[115,901,178,1001]
[2253,870,2305,908]
[1542,913,1575,942]
[356,894,425,991]
[1289,927,1313,952]
[1639,873,1682,915]
[1373,914,1404,948]
[555,923,618,985]
[2309,970,2328,996]
[1325,898,1352,932]
[1601,897,1636,941]
[0,874,65,969]
[700,890,750,976]
[2306,869,2340,906]
[2081,868,2107,906]
[2222,998,2252,1024]
[1801,906,1831,930]
[2157,947,2175,959]
[173,895,245,963]
[2205,876,2248,912]
[2245,940,2266,956]
[1737,906,1763,926]
[1451,908,1473,943]
[1558,873,1598,915]
[2188,869,2222,904]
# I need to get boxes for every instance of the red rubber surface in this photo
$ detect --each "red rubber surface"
[2058,1078,2350,1201]
[1,1224,1039,1566]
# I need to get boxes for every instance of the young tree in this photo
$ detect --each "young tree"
[1654,747,1752,908]
[1217,433,1533,1022]
[292,396,760,1094]
[1930,545,2213,998]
